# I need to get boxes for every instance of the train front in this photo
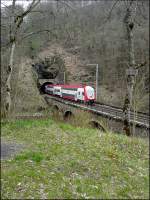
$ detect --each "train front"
[84,86,95,105]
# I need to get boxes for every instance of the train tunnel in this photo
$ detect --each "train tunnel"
[40,82,53,94]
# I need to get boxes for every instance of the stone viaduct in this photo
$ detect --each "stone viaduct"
[43,95,149,137]
[44,95,109,132]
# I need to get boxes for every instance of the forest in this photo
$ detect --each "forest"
[1,0,149,115]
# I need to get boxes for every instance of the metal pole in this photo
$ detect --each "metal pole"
[96,64,98,100]
[64,72,65,84]
[87,63,99,101]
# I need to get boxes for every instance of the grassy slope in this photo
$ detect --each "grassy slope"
[1,119,149,199]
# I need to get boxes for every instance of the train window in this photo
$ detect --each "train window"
[82,92,84,95]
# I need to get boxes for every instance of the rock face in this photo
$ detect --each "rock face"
[12,58,47,113]
[32,55,65,80]
[32,63,56,79]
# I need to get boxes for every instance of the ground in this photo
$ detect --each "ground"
[1,119,149,199]
[1,139,23,160]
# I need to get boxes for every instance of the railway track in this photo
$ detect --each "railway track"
[93,103,149,128]
[44,95,149,129]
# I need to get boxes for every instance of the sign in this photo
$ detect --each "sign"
[126,68,138,76]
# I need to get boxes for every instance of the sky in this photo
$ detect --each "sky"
[1,0,52,8]
[1,0,32,8]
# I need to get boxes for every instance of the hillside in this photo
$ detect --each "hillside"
[1,0,149,114]
[11,43,91,113]
[11,57,47,113]
[11,42,111,113]
[11,41,149,114]
[1,119,149,199]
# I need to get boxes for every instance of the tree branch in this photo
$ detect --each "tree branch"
[19,29,57,41]
[137,1,147,20]
[21,0,41,18]
[106,0,119,21]
[59,0,74,10]
[14,0,41,27]
[98,0,119,30]
[135,61,147,69]
[1,2,12,10]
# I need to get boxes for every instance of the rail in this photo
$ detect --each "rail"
[44,94,149,129]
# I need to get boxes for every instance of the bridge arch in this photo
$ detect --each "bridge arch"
[89,120,106,132]
[64,110,74,120]
[52,105,59,112]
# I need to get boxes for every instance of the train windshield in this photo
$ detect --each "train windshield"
[86,86,94,98]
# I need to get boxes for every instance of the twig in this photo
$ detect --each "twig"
[106,0,119,21]
[98,0,119,30]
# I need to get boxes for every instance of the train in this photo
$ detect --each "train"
[44,84,95,105]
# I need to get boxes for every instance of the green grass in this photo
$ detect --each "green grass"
[1,119,149,199]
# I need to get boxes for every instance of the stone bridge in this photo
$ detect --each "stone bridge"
[46,95,76,119]
[44,95,88,119]
[44,94,149,137]
[44,95,107,132]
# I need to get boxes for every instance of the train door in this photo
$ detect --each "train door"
[54,86,61,96]
[77,88,84,101]
[75,92,77,101]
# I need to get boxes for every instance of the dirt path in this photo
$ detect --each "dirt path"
[1,140,23,160]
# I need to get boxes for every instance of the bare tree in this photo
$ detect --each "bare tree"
[123,0,146,136]
[4,0,40,116]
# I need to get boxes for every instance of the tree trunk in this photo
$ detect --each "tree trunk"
[123,1,136,136]
[3,0,40,117]
[5,42,16,115]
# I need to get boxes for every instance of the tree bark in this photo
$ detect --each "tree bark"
[123,1,136,136]
[4,0,16,116]
[4,0,40,117]
[5,42,16,114]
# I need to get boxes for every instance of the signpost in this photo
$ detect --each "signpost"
[124,67,138,135]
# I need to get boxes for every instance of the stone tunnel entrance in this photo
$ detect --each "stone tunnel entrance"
[40,82,53,94]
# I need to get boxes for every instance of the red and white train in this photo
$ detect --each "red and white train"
[44,84,95,105]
